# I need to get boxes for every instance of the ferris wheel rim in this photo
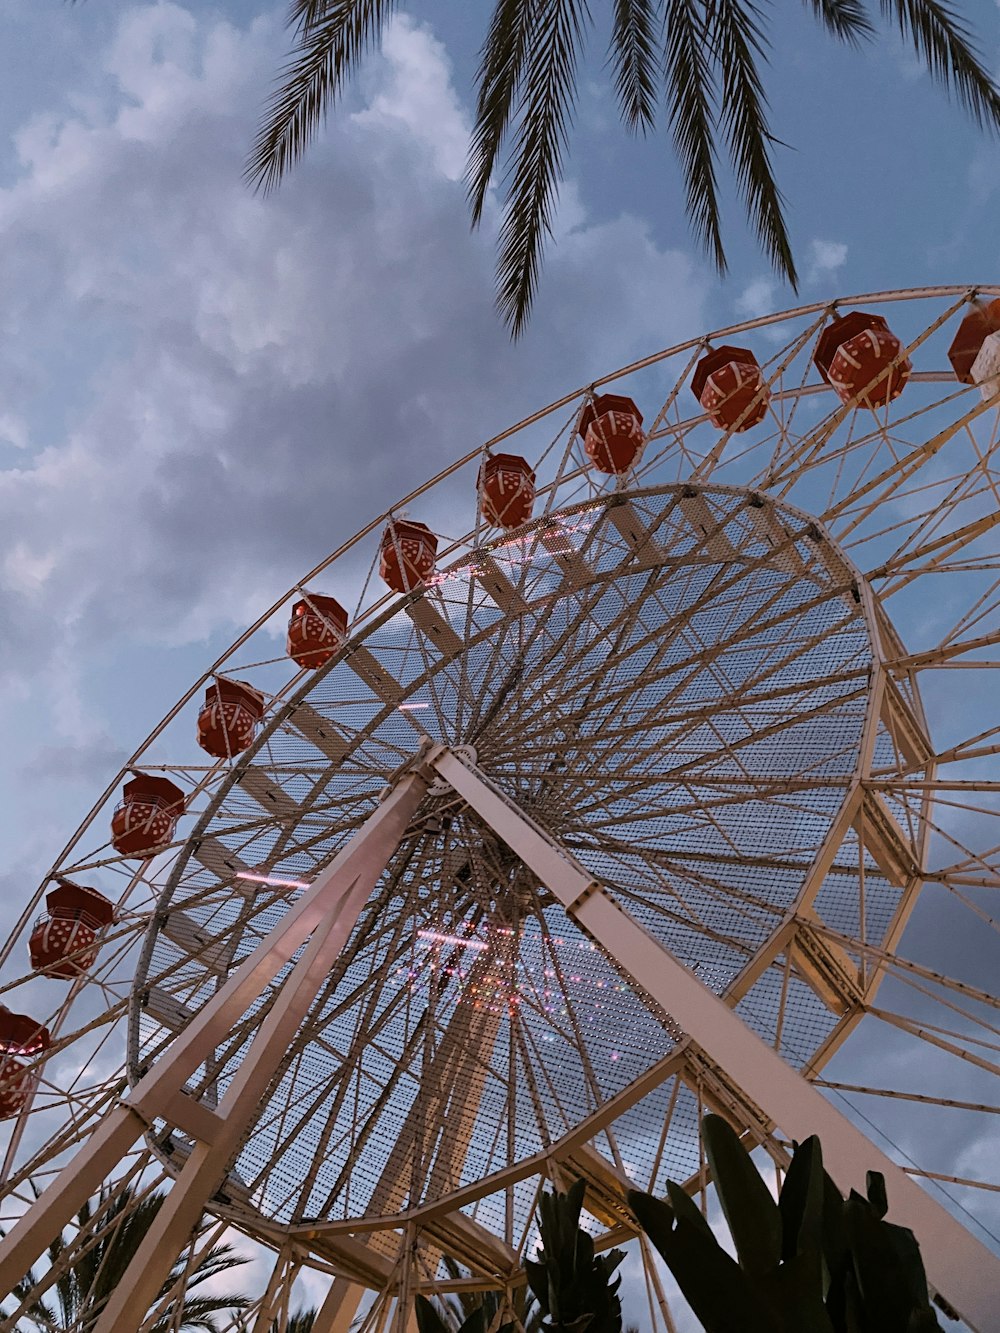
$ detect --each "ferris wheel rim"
[2,286,998,1324]
[121,474,922,1235]
[30,283,997,905]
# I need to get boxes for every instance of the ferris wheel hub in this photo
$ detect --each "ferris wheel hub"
[426,745,477,797]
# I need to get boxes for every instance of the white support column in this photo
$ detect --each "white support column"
[94,762,434,1333]
[0,756,434,1321]
[310,1279,368,1333]
[430,747,1000,1333]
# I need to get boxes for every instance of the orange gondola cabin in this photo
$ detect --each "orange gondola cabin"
[814,311,911,408]
[287,593,349,670]
[196,678,265,759]
[691,346,769,431]
[111,773,185,858]
[380,520,438,594]
[948,299,1000,383]
[579,394,644,474]
[479,454,536,529]
[0,1006,50,1120]
[29,880,114,978]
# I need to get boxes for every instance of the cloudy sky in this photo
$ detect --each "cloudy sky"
[1,0,1000,1323]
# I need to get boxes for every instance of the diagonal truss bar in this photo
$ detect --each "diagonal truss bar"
[0,753,435,1324]
[428,748,1000,1332]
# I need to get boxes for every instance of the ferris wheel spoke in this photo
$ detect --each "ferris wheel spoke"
[504,617,861,764]
[865,491,1000,596]
[813,1079,1000,1117]
[564,831,790,926]
[866,1007,1000,1077]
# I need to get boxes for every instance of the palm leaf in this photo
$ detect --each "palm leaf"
[707,0,798,288]
[495,0,593,336]
[246,1,398,192]
[802,0,875,44]
[610,0,662,133]
[881,0,1000,131]
[664,0,725,273]
[467,0,541,226]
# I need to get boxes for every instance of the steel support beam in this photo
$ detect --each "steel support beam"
[430,747,1000,1333]
[310,1280,368,1333]
[0,757,433,1327]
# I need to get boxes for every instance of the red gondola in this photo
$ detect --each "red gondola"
[29,880,114,978]
[578,394,644,474]
[691,346,769,431]
[196,678,266,760]
[110,773,185,858]
[479,454,536,529]
[814,312,911,408]
[0,1006,50,1120]
[948,299,1000,383]
[380,520,438,594]
[287,593,349,670]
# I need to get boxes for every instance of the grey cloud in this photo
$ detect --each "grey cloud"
[0,5,707,688]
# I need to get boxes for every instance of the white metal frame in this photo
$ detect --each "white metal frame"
[0,742,996,1331]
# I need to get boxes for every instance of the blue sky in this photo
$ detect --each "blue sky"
[1,0,999,1323]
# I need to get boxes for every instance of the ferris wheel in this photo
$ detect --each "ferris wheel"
[1,286,999,1333]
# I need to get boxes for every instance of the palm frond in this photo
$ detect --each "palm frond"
[881,0,1000,131]
[467,0,541,226]
[664,0,725,273]
[707,0,798,288]
[184,1239,254,1289]
[157,1293,251,1333]
[610,0,662,133]
[495,0,593,336]
[245,0,397,193]
[802,0,875,44]
[282,1310,319,1333]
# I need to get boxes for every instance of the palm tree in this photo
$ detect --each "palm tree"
[247,1,1000,335]
[277,1310,318,1333]
[3,1184,251,1332]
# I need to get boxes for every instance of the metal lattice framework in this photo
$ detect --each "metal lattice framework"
[1,287,999,1333]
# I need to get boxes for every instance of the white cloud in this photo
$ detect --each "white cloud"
[805,237,848,284]
[0,412,28,450]
[352,17,468,181]
[735,277,777,321]
[0,2,708,702]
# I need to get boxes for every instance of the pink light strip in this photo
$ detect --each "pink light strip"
[417,929,488,952]
[236,872,311,889]
[398,702,431,711]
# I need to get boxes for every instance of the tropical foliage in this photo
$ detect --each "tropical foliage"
[628,1113,944,1333]
[248,1,1000,333]
[3,1185,250,1332]
[414,1255,543,1333]
[525,1177,625,1333]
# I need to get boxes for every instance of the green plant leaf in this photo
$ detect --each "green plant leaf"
[778,1134,825,1299]
[655,1212,776,1332]
[702,1113,782,1277]
[610,0,660,133]
[525,1257,550,1316]
[459,1307,488,1333]
[865,1171,888,1221]
[758,1249,836,1333]
[626,1190,677,1252]
[844,1194,940,1331]
[820,1169,849,1293]
[415,1294,449,1333]
[666,1181,715,1240]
